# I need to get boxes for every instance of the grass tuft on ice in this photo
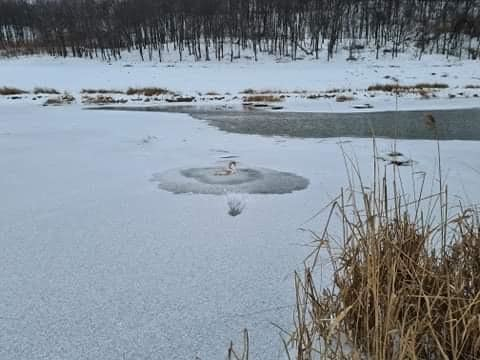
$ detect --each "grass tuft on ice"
[226,194,246,217]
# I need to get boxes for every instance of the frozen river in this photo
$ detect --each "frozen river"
[1,104,480,359]
[96,106,480,140]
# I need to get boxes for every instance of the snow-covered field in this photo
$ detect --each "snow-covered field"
[1,103,480,359]
[1,49,479,113]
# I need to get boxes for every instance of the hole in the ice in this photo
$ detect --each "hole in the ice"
[180,168,263,185]
[151,165,309,195]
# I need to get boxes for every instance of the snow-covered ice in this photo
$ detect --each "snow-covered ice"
[1,103,480,359]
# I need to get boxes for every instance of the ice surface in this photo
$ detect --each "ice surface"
[2,104,480,360]
[151,166,309,194]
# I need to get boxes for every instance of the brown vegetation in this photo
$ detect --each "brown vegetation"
[243,95,283,102]
[126,87,172,96]
[288,136,480,359]
[326,88,352,93]
[33,87,60,94]
[81,89,125,94]
[335,95,354,102]
[368,83,449,92]
[0,86,28,95]
[240,89,285,95]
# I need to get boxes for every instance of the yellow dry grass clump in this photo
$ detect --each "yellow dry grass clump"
[289,146,480,359]
[243,94,283,102]
[126,87,172,96]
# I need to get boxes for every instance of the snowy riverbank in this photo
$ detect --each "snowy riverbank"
[1,48,479,113]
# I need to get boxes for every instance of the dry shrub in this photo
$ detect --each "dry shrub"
[465,85,480,89]
[33,87,59,94]
[368,83,398,92]
[126,87,172,96]
[241,89,309,95]
[326,88,351,94]
[240,88,287,94]
[0,86,28,95]
[290,147,480,359]
[243,95,283,102]
[292,90,308,94]
[227,194,246,217]
[81,89,125,94]
[368,83,449,93]
[335,95,354,102]
[326,88,342,93]
[415,83,449,89]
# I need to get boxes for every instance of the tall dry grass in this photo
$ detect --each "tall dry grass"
[289,140,480,359]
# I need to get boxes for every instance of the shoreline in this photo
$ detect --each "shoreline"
[1,49,479,114]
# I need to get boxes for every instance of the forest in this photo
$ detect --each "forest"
[0,0,479,61]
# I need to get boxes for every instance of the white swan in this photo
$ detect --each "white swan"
[215,161,237,176]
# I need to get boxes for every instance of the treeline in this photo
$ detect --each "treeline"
[0,0,479,61]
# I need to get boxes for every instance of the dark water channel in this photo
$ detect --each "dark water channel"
[91,106,480,140]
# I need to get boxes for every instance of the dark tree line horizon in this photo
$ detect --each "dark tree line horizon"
[1,0,479,61]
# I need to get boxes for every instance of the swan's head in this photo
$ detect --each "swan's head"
[228,161,237,171]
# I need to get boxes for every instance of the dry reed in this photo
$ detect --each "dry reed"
[288,142,480,359]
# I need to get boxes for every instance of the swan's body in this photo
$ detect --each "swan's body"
[215,161,237,176]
